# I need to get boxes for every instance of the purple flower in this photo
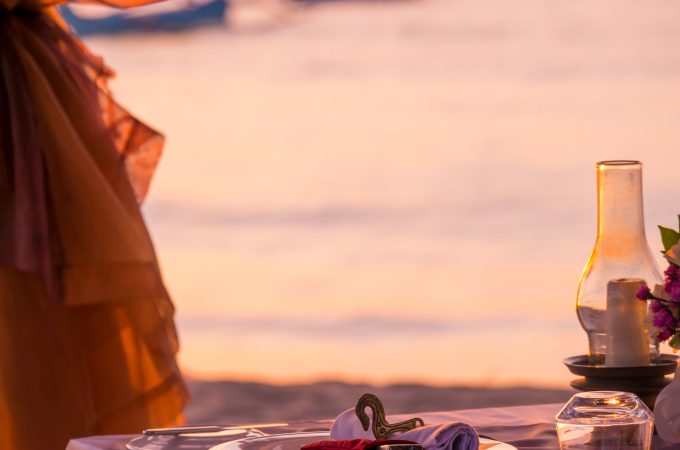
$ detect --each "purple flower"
[636,285,651,300]
[658,328,675,342]
[665,279,674,293]
[650,295,680,343]
[662,264,680,302]
[653,307,676,329]
[651,300,665,313]
[653,307,677,343]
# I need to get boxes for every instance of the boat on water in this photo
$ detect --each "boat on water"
[60,0,227,35]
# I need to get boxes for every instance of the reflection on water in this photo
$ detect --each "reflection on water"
[83,0,680,386]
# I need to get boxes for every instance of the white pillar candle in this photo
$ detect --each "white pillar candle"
[605,278,649,367]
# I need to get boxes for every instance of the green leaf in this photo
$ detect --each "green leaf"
[659,226,680,252]
[670,333,680,350]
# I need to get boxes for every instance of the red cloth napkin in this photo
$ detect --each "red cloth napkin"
[302,439,420,450]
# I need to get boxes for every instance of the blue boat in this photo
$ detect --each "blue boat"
[60,0,227,35]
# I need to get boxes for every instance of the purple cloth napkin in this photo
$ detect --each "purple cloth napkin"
[330,409,479,450]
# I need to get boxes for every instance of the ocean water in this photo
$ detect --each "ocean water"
[84,0,680,386]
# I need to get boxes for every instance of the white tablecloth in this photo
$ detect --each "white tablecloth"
[66,401,680,450]
[66,403,563,450]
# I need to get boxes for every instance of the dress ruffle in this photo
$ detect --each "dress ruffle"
[0,3,187,449]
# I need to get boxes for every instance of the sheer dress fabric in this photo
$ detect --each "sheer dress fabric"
[0,1,188,449]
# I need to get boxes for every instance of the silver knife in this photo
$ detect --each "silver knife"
[143,426,227,436]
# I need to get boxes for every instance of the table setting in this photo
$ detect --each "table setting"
[65,161,680,450]
[67,399,562,450]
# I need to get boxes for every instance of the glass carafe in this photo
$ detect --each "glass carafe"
[576,160,662,364]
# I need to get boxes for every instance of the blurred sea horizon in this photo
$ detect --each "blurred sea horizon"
[82,0,680,387]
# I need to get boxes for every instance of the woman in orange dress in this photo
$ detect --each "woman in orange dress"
[0,2,187,448]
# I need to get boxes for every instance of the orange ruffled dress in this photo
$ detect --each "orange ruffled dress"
[0,2,188,449]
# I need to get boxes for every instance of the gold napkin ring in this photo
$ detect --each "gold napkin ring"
[355,393,425,439]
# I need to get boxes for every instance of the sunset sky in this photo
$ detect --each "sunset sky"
[84,0,680,386]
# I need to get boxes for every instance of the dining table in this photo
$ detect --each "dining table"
[64,402,680,450]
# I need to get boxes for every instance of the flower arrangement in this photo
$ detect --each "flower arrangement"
[637,216,680,349]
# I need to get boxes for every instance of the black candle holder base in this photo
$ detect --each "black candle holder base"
[564,354,679,410]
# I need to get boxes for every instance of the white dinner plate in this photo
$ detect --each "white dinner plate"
[210,431,518,450]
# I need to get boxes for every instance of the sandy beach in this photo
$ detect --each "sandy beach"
[184,379,573,424]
